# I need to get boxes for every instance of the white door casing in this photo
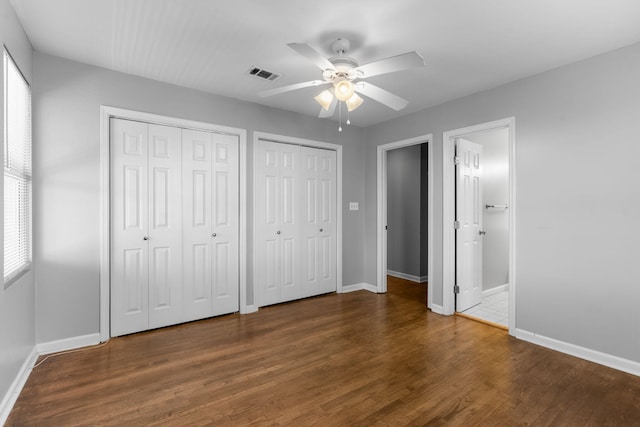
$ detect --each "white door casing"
[455,138,483,312]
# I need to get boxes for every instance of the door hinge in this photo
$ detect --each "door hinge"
[454,285,460,294]
[454,156,460,165]
[454,220,460,229]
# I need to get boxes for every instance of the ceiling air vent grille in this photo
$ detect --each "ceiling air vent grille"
[247,66,281,81]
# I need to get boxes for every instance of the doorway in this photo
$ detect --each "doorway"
[376,134,433,307]
[442,118,515,334]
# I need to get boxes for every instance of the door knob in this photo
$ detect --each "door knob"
[212,233,217,237]
[143,236,149,240]
[319,228,323,232]
[276,231,281,235]
[479,230,486,235]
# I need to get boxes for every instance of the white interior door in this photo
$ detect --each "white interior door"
[256,141,301,306]
[211,133,240,315]
[111,118,150,336]
[456,138,483,311]
[148,124,183,329]
[300,146,336,298]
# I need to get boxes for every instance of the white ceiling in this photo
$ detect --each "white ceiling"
[9,0,640,127]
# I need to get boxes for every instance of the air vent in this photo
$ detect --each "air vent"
[247,66,281,81]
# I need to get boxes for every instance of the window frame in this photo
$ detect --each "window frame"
[3,46,32,288]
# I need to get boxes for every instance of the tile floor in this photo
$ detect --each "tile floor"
[461,290,509,327]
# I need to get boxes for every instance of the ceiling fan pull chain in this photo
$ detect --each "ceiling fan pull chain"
[338,101,343,132]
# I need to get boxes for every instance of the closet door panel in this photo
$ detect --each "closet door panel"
[111,118,150,336]
[211,134,239,315]
[182,129,214,321]
[300,148,319,298]
[256,141,283,306]
[148,124,183,329]
[279,144,301,302]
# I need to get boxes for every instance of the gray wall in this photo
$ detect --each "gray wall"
[0,0,35,407]
[32,53,366,343]
[386,145,421,278]
[465,129,509,290]
[364,41,640,362]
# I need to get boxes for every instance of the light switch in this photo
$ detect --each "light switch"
[349,202,359,211]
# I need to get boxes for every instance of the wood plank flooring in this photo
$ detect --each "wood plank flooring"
[7,278,640,425]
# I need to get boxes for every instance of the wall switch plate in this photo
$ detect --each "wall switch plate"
[349,202,359,211]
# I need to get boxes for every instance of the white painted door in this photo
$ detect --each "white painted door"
[210,133,240,315]
[456,138,483,311]
[256,141,301,306]
[300,146,336,298]
[182,129,240,321]
[147,124,183,329]
[111,119,150,336]
[111,120,184,336]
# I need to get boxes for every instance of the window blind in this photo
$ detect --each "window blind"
[4,49,32,285]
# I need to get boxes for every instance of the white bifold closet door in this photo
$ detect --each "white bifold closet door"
[111,118,239,337]
[256,141,336,307]
[182,129,239,322]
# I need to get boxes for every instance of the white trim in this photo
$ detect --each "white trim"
[363,283,379,293]
[516,329,640,378]
[387,270,428,283]
[430,304,445,315]
[36,333,101,356]
[341,283,365,293]
[252,131,343,308]
[99,105,248,339]
[0,347,38,425]
[442,118,516,337]
[482,284,509,297]
[376,135,433,305]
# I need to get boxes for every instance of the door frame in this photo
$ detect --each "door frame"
[442,117,516,335]
[252,131,343,307]
[376,134,433,303]
[99,106,248,342]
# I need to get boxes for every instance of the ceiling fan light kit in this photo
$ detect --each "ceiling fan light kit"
[257,37,425,130]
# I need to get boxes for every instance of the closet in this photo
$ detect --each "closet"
[255,140,336,307]
[110,118,239,336]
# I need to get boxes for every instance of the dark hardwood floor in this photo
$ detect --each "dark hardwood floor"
[7,278,640,425]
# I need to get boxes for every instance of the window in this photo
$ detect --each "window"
[3,48,31,286]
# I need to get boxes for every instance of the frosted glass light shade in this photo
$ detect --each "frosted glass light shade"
[334,80,355,101]
[345,93,363,111]
[314,90,334,110]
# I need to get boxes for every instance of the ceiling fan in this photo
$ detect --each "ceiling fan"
[258,38,425,129]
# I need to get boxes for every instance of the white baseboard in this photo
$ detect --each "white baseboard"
[340,283,364,293]
[516,329,640,378]
[37,333,101,356]
[0,346,38,426]
[387,270,428,283]
[482,284,509,297]
[430,304,445,315]
[363,283,379,293]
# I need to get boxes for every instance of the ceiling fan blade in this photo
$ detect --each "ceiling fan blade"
[319,97,337,118]
[355,51,425,78]
[355,81,409,111]
[258,80,329,97]
[288,43,336,71]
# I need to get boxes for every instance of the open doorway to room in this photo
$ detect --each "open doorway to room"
[376,134,433,307]
[442,118,515,334]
